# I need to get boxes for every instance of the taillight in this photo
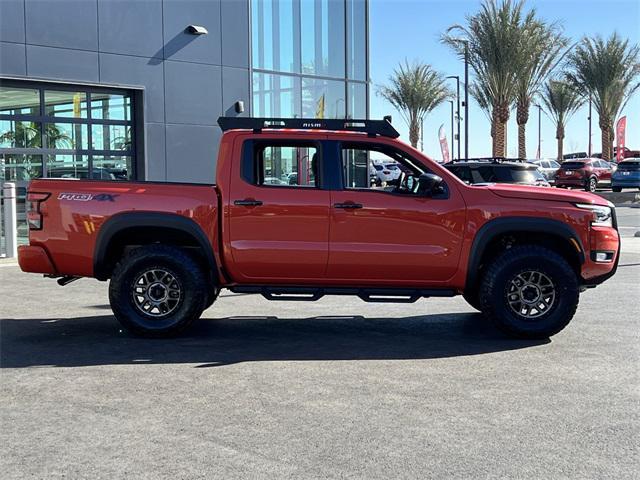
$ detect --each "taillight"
[26,192,50,230]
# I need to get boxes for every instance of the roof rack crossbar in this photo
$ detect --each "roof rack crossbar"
[217,116,400,139]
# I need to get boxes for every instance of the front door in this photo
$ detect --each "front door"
[327,142,466,286]
[227,140,330,283]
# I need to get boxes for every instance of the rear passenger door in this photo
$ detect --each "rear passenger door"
[227,139,331,282]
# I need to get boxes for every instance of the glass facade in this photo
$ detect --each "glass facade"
[0,82,135,183]
[251,0,368,119]
[0,81,136,240]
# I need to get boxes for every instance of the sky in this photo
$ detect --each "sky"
[369,0,640,159]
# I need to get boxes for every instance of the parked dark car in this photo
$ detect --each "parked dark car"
[611,159,640,191]
[555,158,614,192]
[444,158,550,187]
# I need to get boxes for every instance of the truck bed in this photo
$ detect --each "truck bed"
[23,178,219,278]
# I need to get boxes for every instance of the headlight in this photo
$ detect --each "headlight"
[576,203,613,227]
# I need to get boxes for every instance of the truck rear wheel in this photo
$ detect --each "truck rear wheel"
[479,245,579,339]
[109,245,207,337]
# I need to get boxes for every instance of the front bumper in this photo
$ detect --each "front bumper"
[18,245,56,275]
[581,223,620,287]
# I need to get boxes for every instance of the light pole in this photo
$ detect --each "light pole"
[588,95,591,158]
[536,104,542,159]
[462,40,469,160]
[446,75,461,160]
[448,100,455,159]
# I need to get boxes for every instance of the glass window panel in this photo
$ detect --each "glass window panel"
[347,82,366,119]
[252,0,298,73]
[45,154,90,179]
[44,90,88,118]
[0,87,40,115]
[91,124,132,151]
[0,120,41,148]
[253,73,300,117]
[342,147,421,190]
[91,93,131,121]
[347,0,366,80]
[301,0,345,77]
[259,145,317,187]
[44,123,87,149]
[92,155,133,180]
[302,77,345,119]
[0,154,43,182]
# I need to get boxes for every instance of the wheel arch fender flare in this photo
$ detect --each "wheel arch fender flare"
[93,212,218,281]
[466,216,585,291]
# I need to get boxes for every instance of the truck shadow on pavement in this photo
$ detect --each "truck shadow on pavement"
[0,313,548,369]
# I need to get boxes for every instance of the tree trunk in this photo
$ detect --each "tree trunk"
[516,100,529,159]
[600,120,611,161]
[492,105,509,157]
[518,123,526,159]
[493,121,506,157]
[409,120,420,148]
[556,126,564,162]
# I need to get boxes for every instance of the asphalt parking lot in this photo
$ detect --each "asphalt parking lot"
[1,207,639,479]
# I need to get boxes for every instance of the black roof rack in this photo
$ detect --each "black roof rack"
[217,116,400,139]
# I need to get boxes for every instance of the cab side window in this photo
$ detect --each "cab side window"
[341,145,421,191]
[256,145,318,187]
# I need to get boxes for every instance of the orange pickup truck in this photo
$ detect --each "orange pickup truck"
[18,117,620,338]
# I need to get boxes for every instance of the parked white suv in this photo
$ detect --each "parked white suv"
[529,159,561,184]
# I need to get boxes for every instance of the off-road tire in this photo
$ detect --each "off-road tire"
[612,187,622,192]
[203,286,220,310]
[585,176,597,192]
[463,291,483,312]
[109,245,207,337]
[479,245,579,339]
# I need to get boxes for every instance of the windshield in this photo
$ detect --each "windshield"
[475,166,544,184]
[560,161,587,169]
[618,161,640,171]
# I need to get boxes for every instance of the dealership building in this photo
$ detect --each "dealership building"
[0,0,369,199]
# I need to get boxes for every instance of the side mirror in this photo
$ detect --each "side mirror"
[417,173,444,197]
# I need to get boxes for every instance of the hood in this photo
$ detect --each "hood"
[484,183,608,205]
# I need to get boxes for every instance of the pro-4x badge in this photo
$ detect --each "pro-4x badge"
[57,193,119,202]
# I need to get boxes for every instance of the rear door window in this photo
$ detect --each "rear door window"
[253,144,319,187]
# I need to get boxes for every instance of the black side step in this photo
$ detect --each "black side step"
[228,285,456,303]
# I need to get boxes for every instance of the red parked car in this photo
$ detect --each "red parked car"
[555,158,614,192]
[18,117,620,339]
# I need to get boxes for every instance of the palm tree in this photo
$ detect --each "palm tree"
[443,0,533,157]
[470,81,495,143]
[513,19,568,159]
[566,33,640,160]
[378,61,451,148]
[539,80,585,161]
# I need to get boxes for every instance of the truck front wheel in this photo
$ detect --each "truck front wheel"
[109,245,207,337]
[479,245,579,339]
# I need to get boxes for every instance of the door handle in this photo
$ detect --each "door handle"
[334,202,363,209]
[234,199,263,207]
